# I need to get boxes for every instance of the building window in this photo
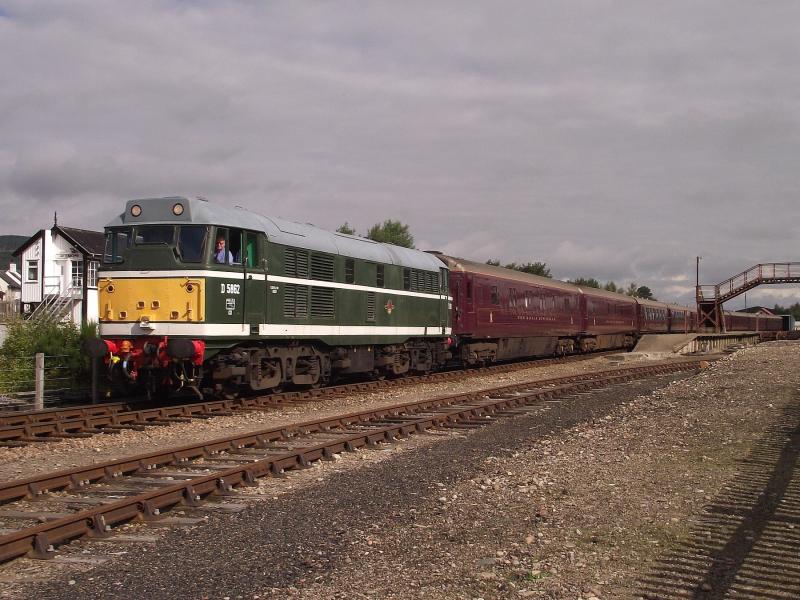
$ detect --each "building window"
[26,261,38,282]
[88,261,98,287]
[71,260,84,288]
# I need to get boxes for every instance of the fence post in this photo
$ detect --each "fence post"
[35,353,44,410]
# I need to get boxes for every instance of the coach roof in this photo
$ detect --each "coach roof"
[106,196,446,272]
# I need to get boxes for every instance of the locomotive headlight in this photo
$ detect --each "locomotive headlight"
[172,202,184,216]
[130,204,142,217]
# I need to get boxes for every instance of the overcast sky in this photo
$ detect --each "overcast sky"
[1,1,798,308]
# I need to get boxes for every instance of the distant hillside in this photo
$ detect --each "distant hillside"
[0,235,27,271]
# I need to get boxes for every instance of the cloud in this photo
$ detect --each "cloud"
[1,1,799,307]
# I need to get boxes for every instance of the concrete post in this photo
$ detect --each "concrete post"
[34,353,44,410]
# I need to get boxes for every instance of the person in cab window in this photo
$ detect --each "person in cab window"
[214,236,233,265]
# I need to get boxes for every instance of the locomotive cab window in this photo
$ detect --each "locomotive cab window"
[103,227,132,264]
[244,231,259,268]
[377,264,385,287]
[177,226,208,263]
[213,228,243,265]
[135,225,174,245]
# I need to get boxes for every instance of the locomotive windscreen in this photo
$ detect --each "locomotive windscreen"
[103,225,208,264]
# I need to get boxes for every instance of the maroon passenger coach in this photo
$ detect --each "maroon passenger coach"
[434,255,637,365]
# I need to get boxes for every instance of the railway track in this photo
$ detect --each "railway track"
[0,351,622,446]
[0,359,706,563]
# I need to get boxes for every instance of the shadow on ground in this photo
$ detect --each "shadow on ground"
[638,395,800,599]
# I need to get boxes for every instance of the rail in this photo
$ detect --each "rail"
[0,360,706,563]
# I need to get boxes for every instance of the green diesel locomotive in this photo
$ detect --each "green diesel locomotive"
[89,197,452,397]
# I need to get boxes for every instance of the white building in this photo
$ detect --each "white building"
[13,223,105,325]
[0,263,22,321]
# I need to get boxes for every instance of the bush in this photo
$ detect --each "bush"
[0,318,97,395]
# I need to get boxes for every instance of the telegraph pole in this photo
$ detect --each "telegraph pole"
[696,256,701,288]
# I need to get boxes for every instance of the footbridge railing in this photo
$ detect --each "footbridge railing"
[696,262,800,331]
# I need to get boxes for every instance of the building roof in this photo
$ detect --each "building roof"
[739,306,775,315]
[0,270,20,289]
[56,226,105,257]
[12,225,105,258]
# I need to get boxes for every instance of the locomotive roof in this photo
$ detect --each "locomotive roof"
[106,197,446,272]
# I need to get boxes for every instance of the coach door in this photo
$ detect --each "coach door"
[243,231,266,334]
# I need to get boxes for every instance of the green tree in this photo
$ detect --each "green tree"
[511,262,552,278]
[570,277,601,289]
[486,260,552,278]
[336,222,356,235]
[603,281,618,292]
[773,302,800,320]
[366,220,414,248]
[626,282,639,297]
[635,285,656,300]
[0,319,96,395]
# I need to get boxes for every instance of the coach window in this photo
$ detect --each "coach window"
[490,286,499,305]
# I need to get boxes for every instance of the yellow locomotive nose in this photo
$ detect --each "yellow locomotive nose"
[99,277,205,323]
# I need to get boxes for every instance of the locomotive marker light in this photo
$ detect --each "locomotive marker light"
[130,204,142,217]
[172,202,184,216]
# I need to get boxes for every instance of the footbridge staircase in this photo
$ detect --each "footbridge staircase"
[696,262,800,331]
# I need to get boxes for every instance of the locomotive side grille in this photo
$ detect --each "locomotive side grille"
[426,272,437,293]
[285,248,309,279]
[410,270,421,292]
[310,253,335,281]
[366,291,376,322]
[310,287,335,319]
[283,283,309,318]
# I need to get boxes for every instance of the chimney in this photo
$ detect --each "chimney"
[8,262,17,274]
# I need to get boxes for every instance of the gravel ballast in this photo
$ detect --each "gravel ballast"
[2,342,798,599]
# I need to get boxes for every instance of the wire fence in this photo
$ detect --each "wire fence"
[0,353,93,411]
